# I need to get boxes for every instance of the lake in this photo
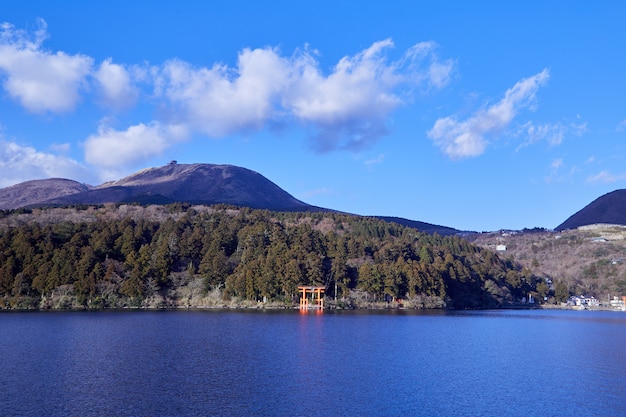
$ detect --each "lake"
[0,309,625,416]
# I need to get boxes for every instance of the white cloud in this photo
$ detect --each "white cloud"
[0,19,93,113]
[428,61,454,89]
[94,59,138,110]
[0,20,458,174]
[287,39,452,152]
[287,40,401,152]
[428,69,550,159]
[587,170,626,184]
[154,39,453,153]
[288,40,400,124]
[155,47,290,137]
[516,120,586,151]
[83,122,188,176]
[78,39,453,176]
[0,140,91,186]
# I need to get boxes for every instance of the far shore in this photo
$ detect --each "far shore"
[3,298,626,312]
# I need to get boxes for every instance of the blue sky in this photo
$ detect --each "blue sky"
[1,1,625,231]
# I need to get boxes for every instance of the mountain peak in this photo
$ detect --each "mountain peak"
[555,189,626,231]
[100,163,235,187]
[0,163,312,212]
[0,162,462,235]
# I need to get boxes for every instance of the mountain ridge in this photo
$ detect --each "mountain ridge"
[0,162,461,235]
[4,164,626,234]
[0,163,307,211]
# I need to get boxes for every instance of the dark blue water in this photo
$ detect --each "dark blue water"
[0,309,625,416]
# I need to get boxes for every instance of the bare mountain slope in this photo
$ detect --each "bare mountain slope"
[0,162,462,235]
[42,163,313,211]
[0,178,91,210]
[556,189,626,231]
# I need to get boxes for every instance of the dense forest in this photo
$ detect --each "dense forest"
[0,204,549,309]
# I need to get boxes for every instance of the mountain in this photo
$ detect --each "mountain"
[0,178,91,210]
[39,163,313,211]
[0,162,461,235]
[556,189,626,231]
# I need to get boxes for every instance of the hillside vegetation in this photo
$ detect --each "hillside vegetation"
[472,226,626,300]
[0,204,542,310]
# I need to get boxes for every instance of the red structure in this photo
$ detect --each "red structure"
[298,286,325,310]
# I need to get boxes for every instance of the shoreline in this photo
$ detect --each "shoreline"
[2,300,625,312]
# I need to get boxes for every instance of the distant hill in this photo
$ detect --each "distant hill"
[0,162,461,235]
[0,178,91,210]
[556,189,626,231]
[472,225,626,299]
[374,216,460,236]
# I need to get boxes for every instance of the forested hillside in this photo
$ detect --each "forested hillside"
[472,227,626,299]
[0,204,544,310]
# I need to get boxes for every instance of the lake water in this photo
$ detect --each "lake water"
[1,309,625,417]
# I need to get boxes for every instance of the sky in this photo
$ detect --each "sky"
[1,1,625,231]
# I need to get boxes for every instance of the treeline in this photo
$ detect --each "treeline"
[0,204,546,309]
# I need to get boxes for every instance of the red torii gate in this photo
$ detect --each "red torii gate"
[298,286,325,310]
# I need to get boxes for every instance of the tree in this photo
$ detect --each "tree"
[358,263,383,299]
[0,203,535,309]
[535,280,550,301]
[554,281,569,303]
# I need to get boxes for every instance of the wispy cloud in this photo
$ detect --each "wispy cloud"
[516,120,586,151]
[545,158,579,184]
[518,122,565,149]
[587,170,626,184]
[427,69,550,159]
[364,154,385,166]
[551,158,563,170]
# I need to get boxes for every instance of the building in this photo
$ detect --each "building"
[568,295,600,307]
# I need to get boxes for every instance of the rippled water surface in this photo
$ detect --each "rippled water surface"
[1,309,625,416]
